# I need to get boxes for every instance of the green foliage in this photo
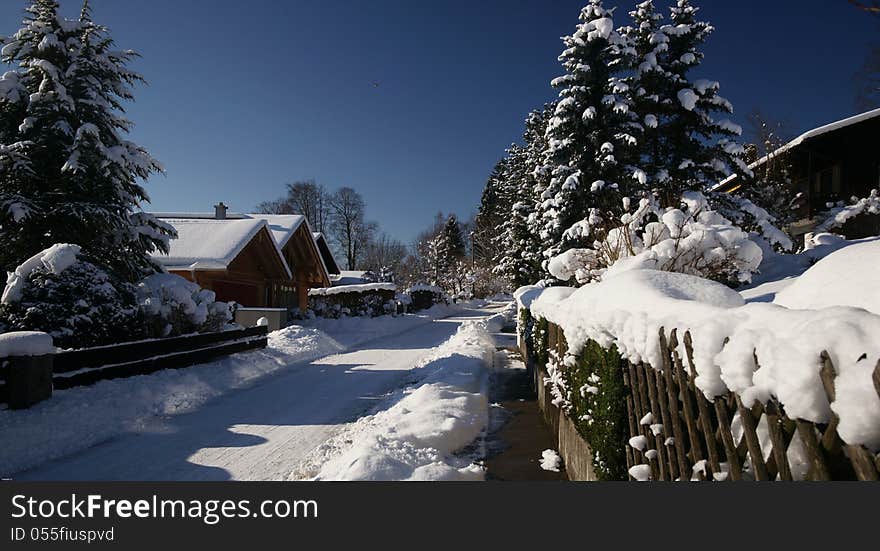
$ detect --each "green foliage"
[532,316,549,370]
[564,341,629,480]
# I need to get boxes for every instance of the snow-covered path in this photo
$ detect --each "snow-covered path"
[17,308,497,481]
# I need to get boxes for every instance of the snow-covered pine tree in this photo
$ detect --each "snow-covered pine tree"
[476,156,515,277]
[508,108,552,287]
[0,0,173,281]
[440,214,466,267]
[626,0,749,206]
[539,0,640,276]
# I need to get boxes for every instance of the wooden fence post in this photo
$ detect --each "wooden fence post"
[3,354,53,409]
[818,353,878,481]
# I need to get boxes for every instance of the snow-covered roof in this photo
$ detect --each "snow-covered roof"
[247,214,307,249]
[712,107,880,191]
[153,218,290,278]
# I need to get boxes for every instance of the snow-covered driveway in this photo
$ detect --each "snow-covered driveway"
[16,307,498,481]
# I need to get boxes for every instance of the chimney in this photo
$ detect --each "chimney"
[214,202,228,220]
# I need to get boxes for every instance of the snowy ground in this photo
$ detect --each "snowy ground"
[292,306,514,481]
[1,304,503,479]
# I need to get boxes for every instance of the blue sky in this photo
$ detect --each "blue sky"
[1,0,876,243]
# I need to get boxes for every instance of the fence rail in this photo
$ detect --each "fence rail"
[528,317,880,481]
[0,326,269,409]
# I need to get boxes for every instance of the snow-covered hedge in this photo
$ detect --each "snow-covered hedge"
[0,244,235,349]
[550,191,763,286]
[137,273,234,338]
[0,245,143,349]
[523,260,880,451]
[308,284,397,318]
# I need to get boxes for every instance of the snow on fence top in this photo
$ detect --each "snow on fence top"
[522,254,880,450]
[308,282,397,297]
[0,331,55,357]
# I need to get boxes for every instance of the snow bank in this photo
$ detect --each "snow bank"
[313,318,496,481]
[0,331,54,357]
[308,282,396,297]
[2,244,81,303]
[527,269,880,450]
[0,307,462,476]
[774,240,880,315]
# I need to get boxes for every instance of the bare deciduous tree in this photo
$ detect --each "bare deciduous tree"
[363,233,408,277]
[327,187,376,270]
[255,179,330,234]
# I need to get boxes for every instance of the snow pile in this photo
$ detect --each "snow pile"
[527,268,880,450]
[0,307,464,476]
[0,331,54,357]
[137,273,233,337]
[313,319,496,481]
[540,449,562,472]
[774,240,880,315]
[740,236,878,303]
[513,285,546,310]
[2,244,81,304]
[308,283,396,297]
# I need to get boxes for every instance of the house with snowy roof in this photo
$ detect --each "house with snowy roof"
[151,203,332,311]
[713,107,880,237]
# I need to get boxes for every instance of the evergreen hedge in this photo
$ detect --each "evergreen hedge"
[521,310,628,481]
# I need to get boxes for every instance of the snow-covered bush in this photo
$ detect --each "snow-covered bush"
[0,245,143,349]
[814,189,880,235]
[0,245,237,348]
[549,191,763,286]
[708,192,794,252]
[137,273,234,338]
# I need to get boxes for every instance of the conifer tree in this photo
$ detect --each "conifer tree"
[626,0,749,206]
[539,0,639,273]
[0,0,173,281]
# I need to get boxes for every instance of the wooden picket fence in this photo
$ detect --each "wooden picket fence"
[541,321,880,481]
